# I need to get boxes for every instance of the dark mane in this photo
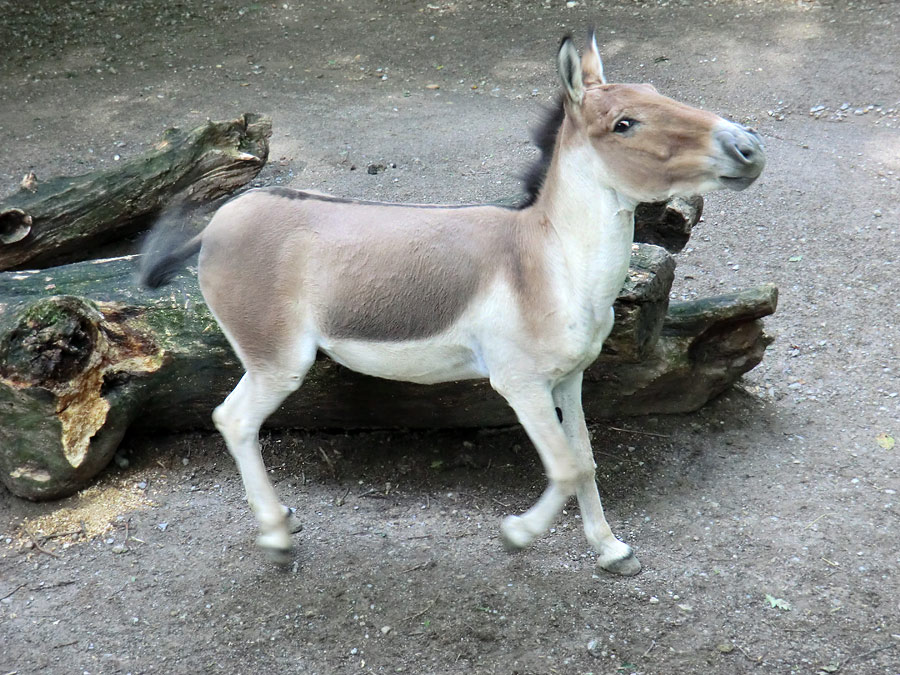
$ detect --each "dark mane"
[517,95,565,209]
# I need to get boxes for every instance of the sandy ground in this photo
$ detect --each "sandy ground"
[1,0,899,673]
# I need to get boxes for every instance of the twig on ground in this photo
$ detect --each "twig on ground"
[33,580,76,591]
[39,529,85,541]
[318,447,336,477]
[847,642,897,664]
[403,598,437,623]
[1,583,26,601]
[402,560,434,574]
[335,487,351,506]
[359,489,387,499]
[480,583,502,596]
[805,513,828,529]
[51,640,78,649]
[607,426,672,439]
[21,525,61,558]
[642,640,656,657]
[105,582,130,602]
[735,644,761,663]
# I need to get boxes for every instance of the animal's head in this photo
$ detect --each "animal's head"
[557,32,765,204]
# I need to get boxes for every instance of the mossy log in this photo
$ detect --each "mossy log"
[0,113,271,271]
[0,248,776,500]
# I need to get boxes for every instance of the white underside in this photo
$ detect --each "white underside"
[320,336,486,384]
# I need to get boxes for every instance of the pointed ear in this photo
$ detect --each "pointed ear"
[557,36,584,105]
[582,30,607,86]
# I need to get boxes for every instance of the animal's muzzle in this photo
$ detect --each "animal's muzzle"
[714,124,766,190]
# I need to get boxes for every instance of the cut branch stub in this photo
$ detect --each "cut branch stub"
[633,196,703,253]
[0,209,32,244]
[0,113,271,271]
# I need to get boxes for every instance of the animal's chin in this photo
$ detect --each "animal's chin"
[719,175,759,191]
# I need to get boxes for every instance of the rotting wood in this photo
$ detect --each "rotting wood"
[0,250,776,501]
[0,113,271,271]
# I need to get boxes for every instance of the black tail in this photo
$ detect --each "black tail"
[138,207,204,289]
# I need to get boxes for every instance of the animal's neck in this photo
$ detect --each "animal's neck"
[536,142,637,310]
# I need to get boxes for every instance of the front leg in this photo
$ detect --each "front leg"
[553,371,641,576]
[491,378,587,550]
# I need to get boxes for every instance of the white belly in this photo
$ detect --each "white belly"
[320,336,486,385]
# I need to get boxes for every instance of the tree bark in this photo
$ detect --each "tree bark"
[0,248,776,500]
[633,196,703,253]
[0,113,271,271]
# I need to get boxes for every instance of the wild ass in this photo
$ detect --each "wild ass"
[140,34,764,575]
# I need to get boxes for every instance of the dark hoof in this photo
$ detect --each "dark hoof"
[599,551,642,576]
[501,536,526,554]
[285,507,304,534]
[264,546,294,567]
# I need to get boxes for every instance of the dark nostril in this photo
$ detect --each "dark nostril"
[724,137,758,165]
[716,125,765,172]
[735,142,754,161]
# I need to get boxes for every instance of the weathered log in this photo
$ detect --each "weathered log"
[593,284,777,414]
[633,196,703,253]
[0,114,271,271]
[0,249,776,500]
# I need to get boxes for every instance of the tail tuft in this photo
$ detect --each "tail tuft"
[138,207,203,289]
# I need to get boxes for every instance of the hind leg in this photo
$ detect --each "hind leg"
[213,347,315,564]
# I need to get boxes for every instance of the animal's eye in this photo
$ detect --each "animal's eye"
[613,118,637,134]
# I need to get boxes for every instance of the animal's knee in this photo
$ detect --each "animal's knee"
[213,404,256,446]
[212,404,235,435]
[549,465,595,495]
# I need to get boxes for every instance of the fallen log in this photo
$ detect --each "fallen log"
[0,248,775,500]
[633,196,703,253]
[0,113,271,271]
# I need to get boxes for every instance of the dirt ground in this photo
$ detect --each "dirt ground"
[1,0,899,673]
